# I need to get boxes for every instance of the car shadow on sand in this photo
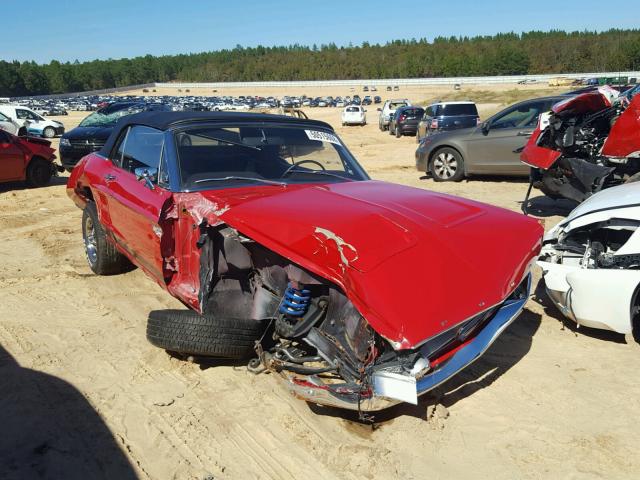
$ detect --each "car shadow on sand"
[0,175,68,194]
[522,194,578,218]
[0,344,138,480]
[531,277,627,344]
[308,308,542,424]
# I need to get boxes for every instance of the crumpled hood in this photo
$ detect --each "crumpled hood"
[194,181,542,349]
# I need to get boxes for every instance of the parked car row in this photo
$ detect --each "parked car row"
[4,92,388,115]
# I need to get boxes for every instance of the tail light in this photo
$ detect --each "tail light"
[430,119,439,129]
[400,115,407,122]
[476,118,482,126]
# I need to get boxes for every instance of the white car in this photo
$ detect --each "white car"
[341,106,366,126]
[0,105,64,138]
[538,182,640,335]
[0,111,20,135]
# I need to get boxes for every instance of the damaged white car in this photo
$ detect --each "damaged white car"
[538,181,640,335]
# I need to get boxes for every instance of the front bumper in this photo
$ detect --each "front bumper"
[280,274,531,412]
[538,259,637,334]
[54,126,65,136]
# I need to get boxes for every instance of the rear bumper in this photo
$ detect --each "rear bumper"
[280,274,531,412]
[400,125,418,134]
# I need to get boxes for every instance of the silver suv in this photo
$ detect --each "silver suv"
[378,99,411,131]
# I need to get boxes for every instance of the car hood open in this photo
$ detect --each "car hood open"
[189,181,542,349]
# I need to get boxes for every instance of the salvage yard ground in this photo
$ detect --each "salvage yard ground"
[1,84,639,480]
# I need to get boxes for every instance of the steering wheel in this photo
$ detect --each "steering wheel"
[282,160,326,177]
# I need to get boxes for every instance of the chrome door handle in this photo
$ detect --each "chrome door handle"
[517,131,533,137]
[104,174,116,181]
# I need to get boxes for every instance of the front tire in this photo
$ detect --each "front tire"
[25,157,53,187]
[430,147,465,182]
[43,127,55,138]
[82,202,132,275]
[147,310,268,359]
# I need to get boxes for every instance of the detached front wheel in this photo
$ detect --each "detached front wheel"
[82,202,132,275]
[430,147,464,182]
[147,310,268,359]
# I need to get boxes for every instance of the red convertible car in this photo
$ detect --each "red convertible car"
[67,112,542,414]
[0,129,60,187]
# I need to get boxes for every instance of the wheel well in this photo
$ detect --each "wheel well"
[428,145,465,172]
[82,187,94,202]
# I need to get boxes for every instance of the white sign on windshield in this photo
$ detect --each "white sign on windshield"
[305,129,341,145]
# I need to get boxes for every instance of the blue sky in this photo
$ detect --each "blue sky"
[1,0,638,64]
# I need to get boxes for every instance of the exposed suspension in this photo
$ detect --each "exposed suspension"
[279,283,311,317]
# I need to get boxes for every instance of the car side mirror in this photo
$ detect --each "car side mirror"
[481,121,490,135]
[135,167,158,190]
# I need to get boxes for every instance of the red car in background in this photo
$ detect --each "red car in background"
[67,111,542,415]
[521,85,640,205]
[0,129,60,187]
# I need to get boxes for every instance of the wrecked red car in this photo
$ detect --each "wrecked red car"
[521,85,640,205]
[0,129,60,187]
[67,112,542,413]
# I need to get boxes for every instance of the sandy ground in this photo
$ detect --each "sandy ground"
[1,96,639,480]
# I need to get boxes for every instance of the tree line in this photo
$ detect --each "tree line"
[2,29,640,97]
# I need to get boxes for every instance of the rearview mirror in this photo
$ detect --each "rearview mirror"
[481,121,490,135]
[135,167,158,190]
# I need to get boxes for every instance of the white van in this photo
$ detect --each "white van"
[0,105,65,138]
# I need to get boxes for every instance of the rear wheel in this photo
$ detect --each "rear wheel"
[82,201,132,275]
[430,147,465,182]
[395,126,402,138]
[25,157,53,187]
[147,310,268,359]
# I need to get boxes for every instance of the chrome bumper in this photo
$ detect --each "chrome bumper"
[279,275,530,412]
[414,294,527,395]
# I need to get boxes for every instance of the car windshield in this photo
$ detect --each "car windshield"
[175,125,368,190]
[79,104,145,128]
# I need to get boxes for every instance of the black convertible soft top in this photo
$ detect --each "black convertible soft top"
[99,111,333,157]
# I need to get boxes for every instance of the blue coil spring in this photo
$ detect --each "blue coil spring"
[279,283,311,317]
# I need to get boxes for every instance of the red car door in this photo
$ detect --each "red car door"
[96,125,171,285]
[0,131,26,182]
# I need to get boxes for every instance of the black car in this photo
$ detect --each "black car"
[388,106,425,138]
[374,96,382,104]
[416,102,480,142]
[59,102,171,171]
